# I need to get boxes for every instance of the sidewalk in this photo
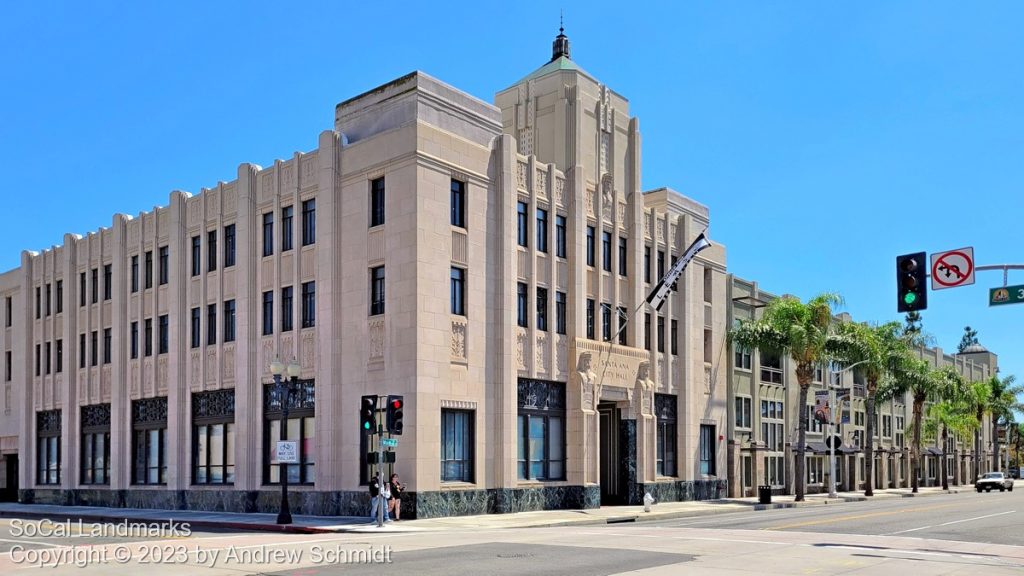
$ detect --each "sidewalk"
[0,486,961,535]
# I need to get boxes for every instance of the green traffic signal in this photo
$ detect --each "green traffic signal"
[903,292,917,305]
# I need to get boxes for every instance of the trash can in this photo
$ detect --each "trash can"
[758,485,772,504]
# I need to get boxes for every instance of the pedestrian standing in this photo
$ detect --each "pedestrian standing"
[388,473,404,521]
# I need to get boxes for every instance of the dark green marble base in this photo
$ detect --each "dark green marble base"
[638,479,728,503]
[411,484,601,519]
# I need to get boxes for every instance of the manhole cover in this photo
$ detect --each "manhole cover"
[497,553,534,559]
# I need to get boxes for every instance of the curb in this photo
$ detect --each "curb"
[0,510,344,535]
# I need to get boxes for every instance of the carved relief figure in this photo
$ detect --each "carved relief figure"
[577,352,598,410]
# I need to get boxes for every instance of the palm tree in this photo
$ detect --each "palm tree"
[964,380,993,480]
[830,321,907,496]
[988,375,1023,471]
[922,384,972,490]
[731,293,842,502]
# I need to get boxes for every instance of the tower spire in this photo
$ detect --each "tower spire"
[551,13,571,62]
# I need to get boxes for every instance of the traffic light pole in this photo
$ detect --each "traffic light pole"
[376,420,385,528]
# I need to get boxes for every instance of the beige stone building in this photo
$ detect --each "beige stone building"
[0,31,731,517]
[725,274,999,498]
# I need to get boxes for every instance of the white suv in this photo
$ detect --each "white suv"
[975,472,1014,492]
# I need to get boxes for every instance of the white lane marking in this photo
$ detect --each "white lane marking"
[885,510,1016,535]
[0,537,65,548]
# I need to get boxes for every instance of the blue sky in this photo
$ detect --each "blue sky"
[1,2,1021,403]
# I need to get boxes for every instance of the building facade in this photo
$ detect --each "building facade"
[725,274,998,498]
[0,32,731,517]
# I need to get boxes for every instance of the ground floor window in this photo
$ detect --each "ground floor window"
[80,404,110,485]
[517,378,565,481]
[193,389,236,485]
[655,394,677,477]
[765,455,784,487]
[132,397,168,485]
[806,455,824,484]
[742,455,753,491]
[699,424,716,476]
[441,408,474,483]
[37,410,61,485]
[263,379,316,485]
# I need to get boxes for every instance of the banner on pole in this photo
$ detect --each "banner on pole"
[814,390,831,424]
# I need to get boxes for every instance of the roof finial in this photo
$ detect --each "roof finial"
[551,12,571,62]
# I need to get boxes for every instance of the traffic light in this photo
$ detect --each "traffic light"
[360,395,377,435]
[896,252,928,313]
[386,395,404,435]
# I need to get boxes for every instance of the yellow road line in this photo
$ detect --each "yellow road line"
[763,503,961,531]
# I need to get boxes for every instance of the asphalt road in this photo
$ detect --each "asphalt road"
[652,489,1024,546]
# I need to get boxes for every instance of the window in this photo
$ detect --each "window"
[370,267,385,316]
[370,177,385,227]
[131,256,139,293]
[130,323,138,360]
[5,296,11,327]
[301,199,316,246]
[4,350,10,381]
[91,331,98,366]
[617,306,627,345]
[601,303,612,341]
[536,287,548,331]
[657,316,665,353]
[208,230,217,272]
[35,343,40,376]
[555,215,566,258]
[555,291,566,335]
[264,379,316,484]
[301,282,315,328]
[743,455,753,492]
[806,405,823,433]
[813,365,823,383]
[36,410,61,485]
[159,315,169,353]
[645,313,651,350]
[517,283,528,328]
[132,397,168,485]
[45,283,50,316]
[517,378,565,480]
[262,213,274,257]
[224,224,236,268]
[81,404,110,485]
[760,354,783,384]
[644,246,651,283]
[586,299,595,339]
[144,320,152,357]
[761,399,785,477]
[103,329,111,364]
[191,236,201,276]
[700,424,716,476]
[44,342,50,374]
[671,319,678,356]
[586,226,595,267]
[602,231,612,271]
[158,246,169,285]
[735,347,752,370]
[450,267,466,316]
[441,409,474,482]
[735,397,752,429]
[36,285,41,318]
[144,252,152,289]
[618,237,627,276]
[191,308,201,348]
[703,268,713,303]
[80,272,87,305]
[223,301,235,342]
[192,389,236,485]
[91,268,98,303]
[102,265,110,301]
[536,208,548,253]
[883,414,892,438]
[656,394,677,477]
[56,279,63,313]
[281,286,294,332]
[450,179,466,228]
[517,201,529,247]
[262,292,273,336]
[281,205,294,251]
[207,305,216,345]
[807,456,824,484]
[657,250,665,280]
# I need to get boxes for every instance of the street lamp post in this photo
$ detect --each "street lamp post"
[270,358,302,525]
[828,359,869,498]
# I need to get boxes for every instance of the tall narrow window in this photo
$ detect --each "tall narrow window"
[517,282,528,328]
[301,282,315,328]
[224,224,236,268]
[91,331,98,366]
[132,397,168,485]
[158,246,169,285]
[45,342,51,374]
[144,320,152,357]
[37,410,61,485]
[191,235,201,276]
[4,350,10,381]
[207,305,216,345]
[516,378,565,480]
[35,343,40,376]
[262,213,274,257]
[657,316,665,353]
[130,322,138,360]
[263,380,316,484]
[555,291,566,335]
[450,267,466,316]
[450,179,465,228]
[699,424,716,476]
[536,287,548,332]
[656,394,678,477]
[370,267,385,316]
[103,328,111,364]
[586,299,595,339]
[81,404,111,485]
[131,256,139,293]
[262,291,273,336]
[193,389,236,485]
[281,286,294,332]
[370,177,385,227]
[159,315,169,353]
[301,199,316,246]
[555,215,566,258]
[441,409,474,482]
[91,268,99,303]
[80,272,87,305]
[102,265,110,301]
[586,226,595,267]
[45,283,50,316]
[144,252,152,289]
[281,205,294,252]
[55,339,63,373]
[657,250,665,280]
[536,208,548,253]
[618,237,627,276]
[191,308,201,348]
[223,301,235,342]
[644,246,651,283]
[517,201,529,248]
[208,230,217,272]
[645,313,652,350]
[601,303,612,341]
[5,296,11,327]
[671,319,678,356]
[617,306,627,345]
[79,334,85,368]
[602,231,612,272]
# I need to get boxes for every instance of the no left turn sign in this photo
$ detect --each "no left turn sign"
[930,247,975,290]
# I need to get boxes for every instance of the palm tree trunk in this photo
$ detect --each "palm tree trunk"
[912,397,923,493]
[795,372,811,502]
[974,414,982,480]
[941,426,948,491]
[992,415,1000,472]
[865,389,876,496]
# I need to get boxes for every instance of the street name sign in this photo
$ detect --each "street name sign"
[381,438,398,448]
[930,247,975,290]
[990,284,1024,307]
